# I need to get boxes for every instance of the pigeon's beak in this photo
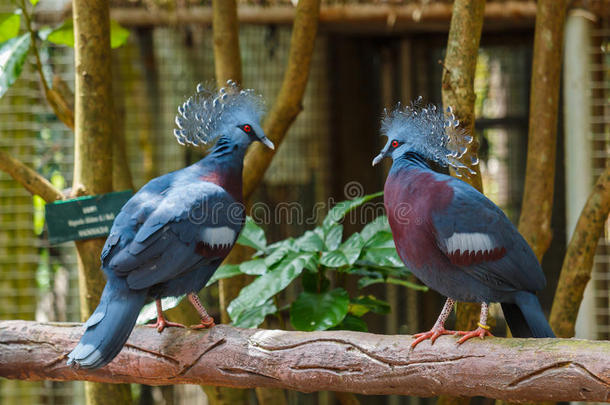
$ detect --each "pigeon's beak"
[258,135,275,150]
[372,141,391,166]
[372,153,384,166]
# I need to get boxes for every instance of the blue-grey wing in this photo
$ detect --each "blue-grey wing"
[101,172,173,266]
[107,181,244,290]
[432,176,545,292]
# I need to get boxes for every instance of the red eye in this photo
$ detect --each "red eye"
[243,124,252,133]
[391,140,399,148]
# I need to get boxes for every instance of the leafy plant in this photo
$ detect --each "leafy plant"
[211,192,428,332]
[0,1,129,99]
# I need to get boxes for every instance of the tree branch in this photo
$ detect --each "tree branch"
[438,5,486,405]
[0,321,608,402]
[19,0,75,130]
[550,166,610,337]
[518,0,568,261]
[242,0,320,199]
[212,0,242,87]
[440,0,485,193]
[71,0,131,403]
[0,149,63,202]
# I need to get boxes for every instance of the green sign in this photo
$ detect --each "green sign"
[45,190,133,244]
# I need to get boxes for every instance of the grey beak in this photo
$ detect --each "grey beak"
[259,136,275,150]
[372,153,384,166]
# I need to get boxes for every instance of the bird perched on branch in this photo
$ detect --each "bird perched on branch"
[67,80,274,369]
[372,99,555,347]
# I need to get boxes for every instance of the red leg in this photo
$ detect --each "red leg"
[188,293,216,329]
[411,298,459,348]
[147,299,186,332]
[456,302,494,344]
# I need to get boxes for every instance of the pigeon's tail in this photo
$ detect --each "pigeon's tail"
[501,291,555,338]
[67,277,147,369]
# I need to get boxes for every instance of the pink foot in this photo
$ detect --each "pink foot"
[456,327,494,344]
[190,316,216,330]
[147,319,186,333]
[411,326,458,348]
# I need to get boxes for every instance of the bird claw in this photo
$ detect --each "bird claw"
[411,326,458,348]
[190,317,216,330]
[147,319,186,333]
[455,327,494,344]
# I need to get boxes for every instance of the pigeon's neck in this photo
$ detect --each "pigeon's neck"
[391,151,431,173]
[197,136,246,201]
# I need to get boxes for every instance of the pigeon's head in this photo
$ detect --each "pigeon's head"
[372,97,477,177]
[173,80,274,151]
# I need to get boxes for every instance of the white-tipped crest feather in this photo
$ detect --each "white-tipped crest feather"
[381,98,478,177]
[173,80,265,147]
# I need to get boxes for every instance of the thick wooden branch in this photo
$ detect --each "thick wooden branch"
[0,149,63,203]
[550,166,610,337]
[518,0,568,261]
[439,6,486,404]
[212,0,242,87]
[1,321,608,402]
[242,0,320,200]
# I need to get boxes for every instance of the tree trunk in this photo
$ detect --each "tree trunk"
[208,2,253,403]
[72,1,131,404]
[550,167,610,337]
[242,0,321,200]
[212,0,242,86]
[437,2,486,404]
[1,321,609,403]
[517,0,568,261]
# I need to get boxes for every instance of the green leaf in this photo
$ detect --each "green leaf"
[361,215,390,243]
[264,240,295,267]
[295,230,324,252]
[109,19,129,49]
[46,20,73,47]
[302,252,320,272]
[331,314,368,332]
[206,264,242,286]
[0,33,31,98]
[232,299,276,329]
[358,276,428,291]
[30,0,40,6]
[301,269,330,293]
[322,191,383,229]
[349,295,391,316]
[320,250,348,268]
[363,247,404,267]
[324,223,343,251]
[0,13,21,43]
[237,216,267,251]
[340,232,365,265]
[136,295,185,324]
[363,230,394,248]
[228,252,315,321]
[239,259,267,275]
[290,288,349,331]
[47,19,130,49]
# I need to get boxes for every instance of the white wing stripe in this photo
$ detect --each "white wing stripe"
[445,232,494,254]
[201,226,236,248]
